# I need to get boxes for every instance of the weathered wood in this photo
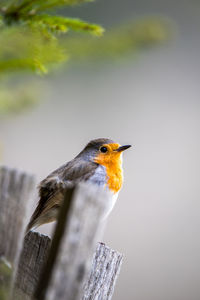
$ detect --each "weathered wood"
[15,233,122,300]
[0,167,123,300]
[35,183,113,300]
[14,232,51,300]
[82,243,123,300]
[34,187,75,300]
[0,166,35,299]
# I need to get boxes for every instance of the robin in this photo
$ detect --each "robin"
[26,138,131,232]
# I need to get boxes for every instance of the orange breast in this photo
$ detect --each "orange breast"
[105,162,123,193]
[94,147,123,193]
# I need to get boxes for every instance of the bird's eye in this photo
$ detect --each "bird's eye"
[100,146,108,153]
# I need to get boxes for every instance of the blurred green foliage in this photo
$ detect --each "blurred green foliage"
[0,81,40,114]
[0,257,12,300]
[0,0,103,74]
[0,0,104,115]
[0,0,171,115]
[64,17,170,63]
[0,27,66,74]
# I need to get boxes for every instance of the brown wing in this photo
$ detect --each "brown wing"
[26,158,98,232]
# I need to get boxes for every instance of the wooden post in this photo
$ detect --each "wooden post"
[0,166,35,299]
[14,232,51,300]
[82,243,123,300]
[0,168,123,300]
[15,234,123,300]
[35,183,112,300]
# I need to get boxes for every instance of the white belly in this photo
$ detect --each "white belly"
[102,191,119,220]
[88,165,120,219]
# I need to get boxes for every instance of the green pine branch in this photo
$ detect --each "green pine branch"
[0,1,172,116]
[0,26,67,74]
[2,0,93,16]
[27,15,104,36]
[0,0,104,74]
[1,0,103,35]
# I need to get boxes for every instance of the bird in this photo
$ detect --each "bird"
[26,138,131,233]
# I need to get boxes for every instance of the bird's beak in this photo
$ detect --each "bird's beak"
[115,145,131,152]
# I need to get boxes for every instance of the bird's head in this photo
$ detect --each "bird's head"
[78,138,131,167]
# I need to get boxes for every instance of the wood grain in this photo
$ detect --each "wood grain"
[37,182,111,300]
[82,243,123,300]
[14,231,51,299]
[15,235,123,300]
[0,166,35,299]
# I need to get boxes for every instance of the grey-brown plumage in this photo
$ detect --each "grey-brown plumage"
[26,138,114,233]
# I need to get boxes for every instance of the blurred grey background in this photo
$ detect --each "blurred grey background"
[1,0,200,300]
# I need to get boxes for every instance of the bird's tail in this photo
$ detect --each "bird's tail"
[25,212,40,235]
[25,204,58,235]
[25,202,44,234]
